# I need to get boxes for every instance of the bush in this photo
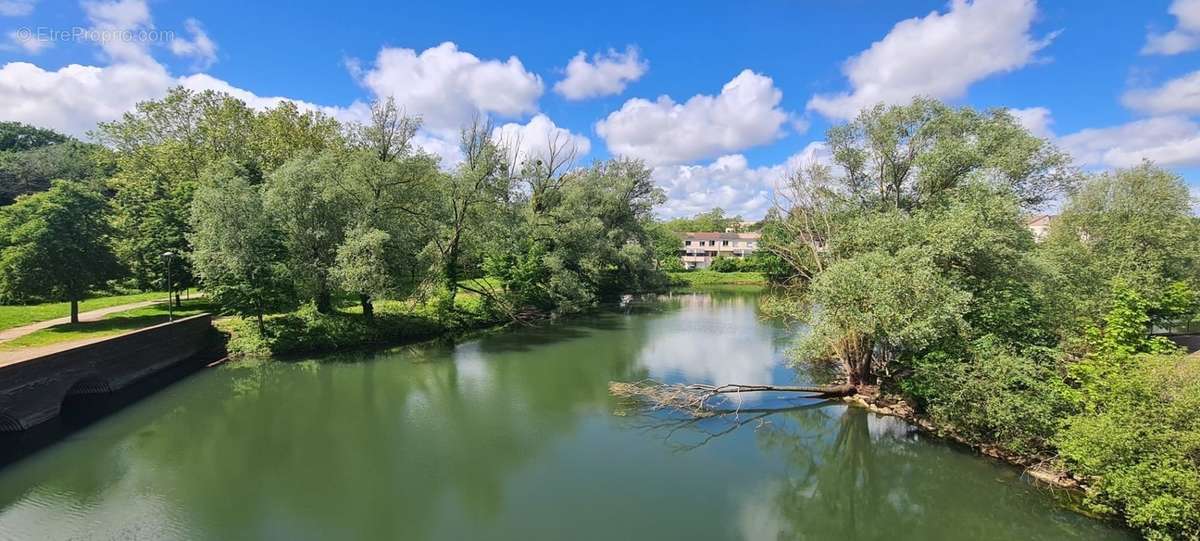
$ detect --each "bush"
[221,296,500,358]
[1056,354,1200,540]
[708,256,740,272]
[913,339,1072,455]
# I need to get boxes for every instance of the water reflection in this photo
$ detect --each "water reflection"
[631,403,1131,540]
[634,290,796,385]
[0,288,1131,541]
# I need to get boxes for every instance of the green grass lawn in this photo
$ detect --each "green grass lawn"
[668,270,767,286]
[0,291,173,331]
[0,299,215,350]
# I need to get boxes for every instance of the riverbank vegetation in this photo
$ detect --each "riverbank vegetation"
[753,98,1200,539]
[666,270,766,286]
[0,88,668,356]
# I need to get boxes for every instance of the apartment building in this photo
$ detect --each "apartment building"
[679,232,762,269]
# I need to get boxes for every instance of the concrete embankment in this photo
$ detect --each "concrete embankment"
[0,314,218,432]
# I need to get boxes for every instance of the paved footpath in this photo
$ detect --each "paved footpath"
[0,300,168,367]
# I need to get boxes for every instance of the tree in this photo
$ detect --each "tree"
[331,225,392,319]
[426,118,512,309]
[663,207,744,233]
[0,140,114,205]
[263,150,349,313]
[646,221,684,272]
[189,161,292,330]
[99,88,257,292]
[0,121,68,152]
[99,87,345,293]
[767,98,1079,284]
[796,248,970,387]
[827,97,1077,212]
[335,98,438,316]
[0,180,119,322]
[1041,163,1200,330]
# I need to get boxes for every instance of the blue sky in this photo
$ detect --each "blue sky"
[1,0,1199,217]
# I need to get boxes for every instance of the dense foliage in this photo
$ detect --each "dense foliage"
[759,98,1200,539]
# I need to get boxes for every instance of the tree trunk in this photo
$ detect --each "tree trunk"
[315,282,333,314]
[70,297,79,324]
[360,293,374,320]
[174,291,181,308]
[256,311,265,334]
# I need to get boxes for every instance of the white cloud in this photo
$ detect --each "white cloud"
[1059,116,1200,168]
[596,69,790,166]
[169,18,217,70]
[1123,70,1200,116]
[0,61,173,136]
[807,0,1051,120]
[651,143,829,219]
[81,0,155,64]
[1143,0,1200,55]
[1009,106,1054,138]
[411,132,463,169]
[553,47,647,100]
[0,0,35,16]
[492,113,590,166]
[352,42,543,136]
[5,29,51,53]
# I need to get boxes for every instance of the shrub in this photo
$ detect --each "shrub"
[221,296,499,358]
[913,339,1072,455]
[1056,354,1200,540]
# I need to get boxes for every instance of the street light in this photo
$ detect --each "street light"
[162,251,174,322]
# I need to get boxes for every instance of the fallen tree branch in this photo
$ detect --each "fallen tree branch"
[610,379,854,418]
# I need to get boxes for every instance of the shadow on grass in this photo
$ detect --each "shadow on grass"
[1,301,216,349]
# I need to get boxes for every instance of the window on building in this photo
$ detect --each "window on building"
[684,240,691,246]
[722,240,730,246]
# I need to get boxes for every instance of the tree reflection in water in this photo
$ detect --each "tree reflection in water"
[627,401,1130,541]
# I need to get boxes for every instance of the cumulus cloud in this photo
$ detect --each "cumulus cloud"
[0,4,568,174]
[1009,106,1054,138]
[596,69,790,166]
[651,143,830,219]
[807,0,1051,120]
[352,42,543,136]
[81,0,155,64]
[1123,70,1200,116]
[1143,0,1200,55]
[1059,116,1200,168]
[553,47,647,100]
[0,61,173,136]
[492,113,591,166]
[169,18,217,70]
[0,0,35,16]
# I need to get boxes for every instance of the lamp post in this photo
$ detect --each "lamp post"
[162,251,174,322]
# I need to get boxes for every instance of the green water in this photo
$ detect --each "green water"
[0,289,1131,540]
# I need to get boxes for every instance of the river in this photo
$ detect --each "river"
[0,288,1132,540]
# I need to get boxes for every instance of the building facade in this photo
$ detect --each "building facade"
[679,232,762,269]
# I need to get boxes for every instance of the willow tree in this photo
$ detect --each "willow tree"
[766,97,1079,283]
[334,98,438,317]
[263,150,350,314]
[190,161,293,330]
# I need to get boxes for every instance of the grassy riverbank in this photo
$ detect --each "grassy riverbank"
[667,270,766,286]
[218,295,504,358]
[0,299,214,350]
[0,291,170,331]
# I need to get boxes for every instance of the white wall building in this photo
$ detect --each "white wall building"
[680,232,762,269]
